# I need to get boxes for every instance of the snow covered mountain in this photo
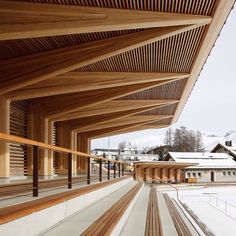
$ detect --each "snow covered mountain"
[128,131,236,151]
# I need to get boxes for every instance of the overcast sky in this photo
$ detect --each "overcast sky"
[92,7,236,149]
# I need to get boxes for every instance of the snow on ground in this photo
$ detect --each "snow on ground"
[165,186,236,236]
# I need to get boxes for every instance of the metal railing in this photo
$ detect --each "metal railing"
[0,132,125,197]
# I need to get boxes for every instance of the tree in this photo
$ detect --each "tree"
[118,141,126,152]
[167,126,204,152]
[195,131,204,151]
[164,128,173,147]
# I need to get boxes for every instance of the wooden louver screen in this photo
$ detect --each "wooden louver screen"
[10,101,29,176]
[53,123,59,175]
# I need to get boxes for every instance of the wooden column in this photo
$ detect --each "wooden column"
[77,134,90,174]
[154,168,161,181]
[169,169,175,183]
[71,131,77,175]
[176,169,181,183]
[0,97,10,178]
[161,168,168,182]
[28,104,54,177]
[47,120,54,176]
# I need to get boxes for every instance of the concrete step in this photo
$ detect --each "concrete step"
[156,191,178,236]
[40,181,138,236]
[120,186,150,236]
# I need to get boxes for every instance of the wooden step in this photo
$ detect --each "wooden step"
[80,182,143,236]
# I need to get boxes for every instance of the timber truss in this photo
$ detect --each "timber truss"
[0,0,234,140]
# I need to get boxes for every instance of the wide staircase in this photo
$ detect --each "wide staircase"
[1,178,209,236]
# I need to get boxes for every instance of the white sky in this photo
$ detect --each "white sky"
[92,7,236,149]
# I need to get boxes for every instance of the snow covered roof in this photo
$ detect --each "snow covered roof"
[167,152,236,169]
[212,143,236,157]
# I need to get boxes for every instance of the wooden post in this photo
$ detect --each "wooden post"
[118,163,121,177]
[108,161,110,180]
[99,159,102,182]
[122,163,124,176]
[87,157,90,184]
[0,97,10,178]
[33,146,39,197]
[68,153,72,189]
[114,162,116,178]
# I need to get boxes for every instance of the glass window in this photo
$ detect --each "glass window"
[223,171,226,176]
[187,173,191,178]
[228,171,231,176]
[198,173,201,177]
[193,173,196,177]
[233,171,236,176]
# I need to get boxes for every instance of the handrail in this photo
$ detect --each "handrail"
[0,132,123,164]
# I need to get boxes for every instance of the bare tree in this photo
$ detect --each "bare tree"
[118,141,126,152]
[164,128,174,147]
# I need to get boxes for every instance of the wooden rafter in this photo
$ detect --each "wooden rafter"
[80,121,153,138]
[83,118,170,138]
[92,125,169,139]
[53,100,179,121]
[75,115,173,132]
[39,79,177,118]
[0,1,212,40]
[6,72,188,100]
[68,103,172,131]
[0,24,208,95]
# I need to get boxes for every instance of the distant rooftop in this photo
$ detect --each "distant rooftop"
[166,152,236,169]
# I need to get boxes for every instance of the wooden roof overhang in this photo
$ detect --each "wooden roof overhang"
[0,0,234,139]
[134,161,197,170]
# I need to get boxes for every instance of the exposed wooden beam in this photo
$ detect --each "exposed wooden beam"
[0,1,212,40]
[91,125,169,139]
[62,106,158,129]
[81,121,154,138]
[0,24,207,95]
[40,79,175,118]
[53,100,179,121]
[75,115,173,132]
[68,103,172,131]
[6,72,188,100]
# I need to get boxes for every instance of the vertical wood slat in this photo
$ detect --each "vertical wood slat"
[10,100,29,177]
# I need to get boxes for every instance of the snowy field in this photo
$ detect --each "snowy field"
[164,185,236,236]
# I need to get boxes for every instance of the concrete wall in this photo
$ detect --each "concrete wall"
[1,178,132,236]
[185,169,236,182]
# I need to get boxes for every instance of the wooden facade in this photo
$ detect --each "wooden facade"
[134,161,195,183]
[0,0,234,178]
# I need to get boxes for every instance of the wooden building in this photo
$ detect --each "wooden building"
[133,161,194,183]
[0,0,234,180]
[164,152,236,183]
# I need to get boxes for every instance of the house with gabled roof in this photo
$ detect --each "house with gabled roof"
[164,152,236,182]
